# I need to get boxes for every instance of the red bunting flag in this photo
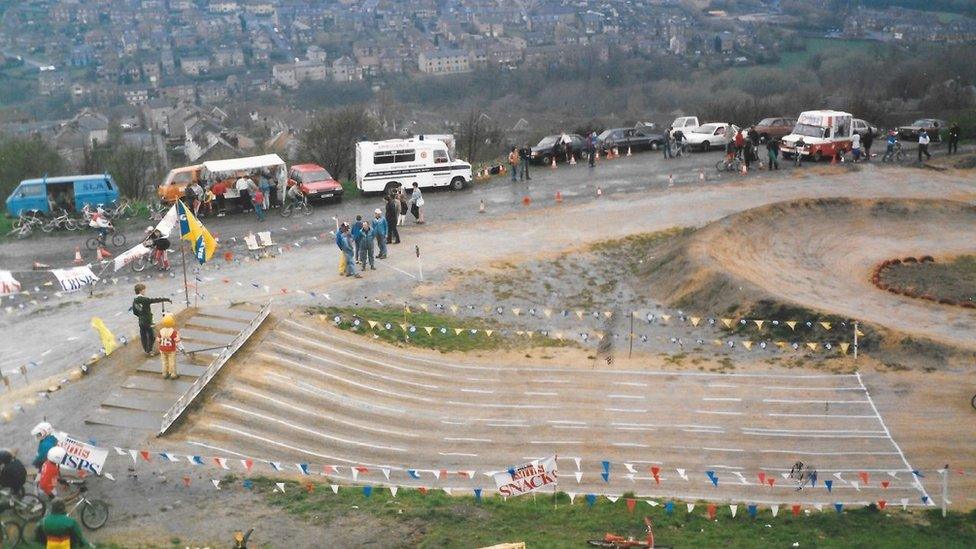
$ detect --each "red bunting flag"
[182,476,191,487]
[458,471,471,478]
[792,504,801,517]
[706,503,716,520]
[859,472,869,486]
[758,472,766,485]
[140,450,151,462]
[767,478,775,487]
[355,466,369,474]
[418,487,428,495]
[626,498,636,513]
[881,480,890,489]
[651,466,661,484]
[305,482,314,494]
[878,500,887,510]
[440,468,448,479]
[324,465,337,475]
[243,459,253,473]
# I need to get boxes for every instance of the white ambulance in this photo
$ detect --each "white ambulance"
[355,137,471,195]
[779,110,854,161]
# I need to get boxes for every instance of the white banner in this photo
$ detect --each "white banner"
[156,205,179,238]
[0,270,20,295]
[112,206,178,272]
[51,265,99,292]
[55,433,109,475]
[493,455,558,497]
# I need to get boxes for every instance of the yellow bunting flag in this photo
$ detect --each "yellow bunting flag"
[856,328,865,337]
[368,320,377,329]
[318,314,326,321]
[515,330,524,336]
[820,322,832,331]
[450,304,458,314]
[483,306,492,314]
[690,317,701,327]
[775,341,787,349]
[596,332,605,340]
[603,311,613,319]
[575,310,584,319]
[806,342,818,351]
[742,340,753,350]
[526,331,533,338]
[485,330,493,337]
[713,339,723,346]
[404,306,412,314]
[721,318,733,329]
[420,303,429,311]
[512,308,521,316]
[399,323,408,332]
[423,326,433,335]
[839,342,850,354]
[544,309,552,318]
[661,314,671,322]
[754,320,765,329]
[90,317,118,355]
[786,321,797,330]
[454,328,463,336]
[554,332,563,340]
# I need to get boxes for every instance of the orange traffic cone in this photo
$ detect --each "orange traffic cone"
[740,163,748,176]
[569,154,576,165]
[522,196,531,206]
[555,191,563,203]
[627,146,632,157]
[73,246,83,265]
[551,157,557,169]
[596,187,603,197]
[668,174,674,187]
[699,168,705,183]
[97,246,113,260]
[479,199,485,214]
[595,150,600,161]
[614,147,620,158]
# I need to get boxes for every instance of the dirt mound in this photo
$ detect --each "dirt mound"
[641,197,976,350]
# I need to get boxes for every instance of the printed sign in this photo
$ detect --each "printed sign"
[113,243,152,272]
[493,455,558,497]
[51,265,99,292]
[55,433,108,475]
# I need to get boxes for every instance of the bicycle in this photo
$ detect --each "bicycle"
[41,210,80,233]
[715,156,742,173]
[587,517,670,548]
[146,201,167,222]
[107,199,135,220]
[59,478,109,530]
[671,141,687,158]
[85,225,126,250]
[131,248,169,272]
[0,488,46,522]
[882,142,905,163]
[234,528,254,549]
[0,516,21,548]
[6,212,44,239]
[280,196,312,217]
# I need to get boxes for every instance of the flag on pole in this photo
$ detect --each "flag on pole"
[176,200,217,264]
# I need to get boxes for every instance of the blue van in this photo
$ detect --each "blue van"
[5,174,120,217]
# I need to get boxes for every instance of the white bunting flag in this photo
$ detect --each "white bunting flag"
[114,447,126,456]
[390,486,398,497]
[568,492,577,504]
[624,463,636,474]
[676,468,688,481]
[382,468,391,480]
[129,449,138,465]
[900,498,908,510]
[606,496,619,503]
[443,487,452,495]
[574,472,583,484]
[215,457,229,470]
[330,484,339,494]
[274,482,285,493]
[730,504,738,518]
[645,500,659,507]
[574,457,582,470]
[814,503,824,512]
[212,479,221,490]
[687,503,695,514]
[352,468,359,481]
[851,481,860,492]
[433,469,442,480]
[771,504,779,517]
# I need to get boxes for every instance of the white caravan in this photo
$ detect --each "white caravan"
[355,137,471,194]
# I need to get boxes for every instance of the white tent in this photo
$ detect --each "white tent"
[201,154,285,175]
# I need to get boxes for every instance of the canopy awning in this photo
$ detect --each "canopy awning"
[202,154,285,175]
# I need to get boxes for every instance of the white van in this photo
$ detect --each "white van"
[779,110,853,161]
[355,137,471,195]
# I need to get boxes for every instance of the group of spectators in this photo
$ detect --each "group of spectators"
[181,169,302,223]
[335,182,423,278]
[507,145,534,182]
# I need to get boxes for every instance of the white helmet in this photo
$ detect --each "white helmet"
[31,422,53,439]
[47,446,66,464]
[145,226,154,234]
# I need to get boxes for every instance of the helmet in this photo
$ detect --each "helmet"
[0,449,12,464]
[374,208,382,215]
[145,226,154,234]
[47,446,66,464]
[161,313,176,328]
[31,422,53,439]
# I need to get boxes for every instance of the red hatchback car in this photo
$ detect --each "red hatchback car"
[288,163,344,202]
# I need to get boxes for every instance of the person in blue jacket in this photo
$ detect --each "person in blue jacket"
[350,215,363,260]
[30,422,57,469]
[372,209,388,259]
[335,223,360,278]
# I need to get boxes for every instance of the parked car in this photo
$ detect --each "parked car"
[670,116,700,134]
[597,127,664,153]
[752,117,796,143]
[289,163,343,202]
[683,123,739,151]
[853,118,880,138]
[529,134,585,164]
[897,118,947,141]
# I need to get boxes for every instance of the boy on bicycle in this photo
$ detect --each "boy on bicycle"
[35,498,93,548]
[142,228,171,270]
[286,180,307,208]
[88,208,111,246]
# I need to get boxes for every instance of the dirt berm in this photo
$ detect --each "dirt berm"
[641,197,976,354]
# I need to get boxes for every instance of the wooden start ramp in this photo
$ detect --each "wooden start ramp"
[85,302,270,434]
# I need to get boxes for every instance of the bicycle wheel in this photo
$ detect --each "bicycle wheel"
[301,203,313,216]
[41,221,55,233]
[715,160,728,172]
[16,225,32,239]
[971,393,976,410]
[112,233,126,247]
[131,255,148,272]
[280,204,293,218]
[0,519,21,548]
[80,499,109,530]
[85,237,99,250]
[13,494,45,522]
[586,541,613,548]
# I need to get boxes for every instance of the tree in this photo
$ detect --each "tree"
[0,135,67,203]
[456,109,503,164]
[298,106,378,182]
[104,145,159,200]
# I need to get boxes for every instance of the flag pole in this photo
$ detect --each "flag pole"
[180,239,190,307]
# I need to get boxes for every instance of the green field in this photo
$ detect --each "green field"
[777,37,882,69]
[258,477,976,548]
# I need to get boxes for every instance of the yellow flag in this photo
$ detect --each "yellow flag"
[176,200,217,264]
[515,330,524,336]
[485,330,493,337]
[806,342,818,351]
[786,321,797,331]
[661,314,671,322]
[690,317,701,327]
[742,340,753,350]
[603,311,613,319]
[420,303,429,311]
[450,304,458,314]
[856,329,865,337]
[512,308,521,316]
[820,322,832,331]
[399,323,408,332]
[721,318,733,329]
[368,320,377,329]
[775,341,787,348]
[90,317,118,355]
[423,326,433,335]
[575,310,584,319]
[839,342,850,354]
[544,309,552,318]
[454,328,463,336]
[754,320,765,329]
[405,305,412,314]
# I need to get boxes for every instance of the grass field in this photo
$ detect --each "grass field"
[881,255,976,304]
[777,37,882,69]
[308,305,576,353]
[258,477,976,548]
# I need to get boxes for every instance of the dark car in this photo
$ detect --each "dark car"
[597,127,664,153]
[752,117,796,143]
[853,118,880,139]
[897,118,946,142]
[530,134,585,164]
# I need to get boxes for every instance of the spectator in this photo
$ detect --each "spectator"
[234,174,252,213]
[335,223,359,278]
[384,195,400,244]
[851,132,862,163]
[258,170,271,211]
[0,449,27,497]
[734,129,746,159]
[409,182,425,224]
[155,313,183,380]
[663,127,673,159]
[948,122,960,155]
[672,129,685,157]
[359,221,376,270]
[351,215,363,259]
[519,143,532,181]
[397,190,408,226]
[211,180,227,216]
[132,283,171,355]
[862,130,874,161]
[587,132,597,167]
[252,185,266,222]
[373,209,388,259]
[508,146,519,182]
[187,180,204,216]
[34,498,92,548]
[766,138,780,170]
[918,129,931,162]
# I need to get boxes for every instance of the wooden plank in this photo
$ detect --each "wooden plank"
[102,392,174,413]
[180,329,235,346]
[121,375,192,394]
[186,315,251,333]
[85,407,161,431]
[199,307,260,322]
[136,362,206,378]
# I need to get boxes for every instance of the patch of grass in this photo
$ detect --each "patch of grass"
[339,178,361,199]
[307,306,575,353]
[776,37,880,68]
[257,477,976,548]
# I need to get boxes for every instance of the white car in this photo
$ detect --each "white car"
[682,123,739,151]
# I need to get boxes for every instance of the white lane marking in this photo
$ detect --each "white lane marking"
[461,388,494,394]
[856,371,932,502]
[260,352,434,403]
[695,410,744,416]
[612,442,650,448]
[742,428,885,434]
[529,440,581,445]
[465,378,495,382]
[439,452,477,457]
[707,465,744,470]
[236,387,418,438]
[208,423,361,465]
[616,427,656,432]
[220,403,407,452]
[271,340,440,390]
[743,432,889,439]
[548,420,587,425]
[187,441,256,459]
[683,428,724,434]
[607,394,645,400]
[382,262,418,279]
[553,425,587,430]
[548,380,572,384]
[760,450,900,456]
[266,371,406,414]
[446,401,557,409]
[444,437,492,443]
[524,391,558,396]
[702,447,745,453]
[763,386,864,391]
[613,382,648,387]
[707,383,737,388]
[702,397,741,402]
[40,349,52,357]
[605,408,647,413]
[613,422,721,430]
[763,398,870,404]
[441,420,465,425]
[767,413,876,418]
